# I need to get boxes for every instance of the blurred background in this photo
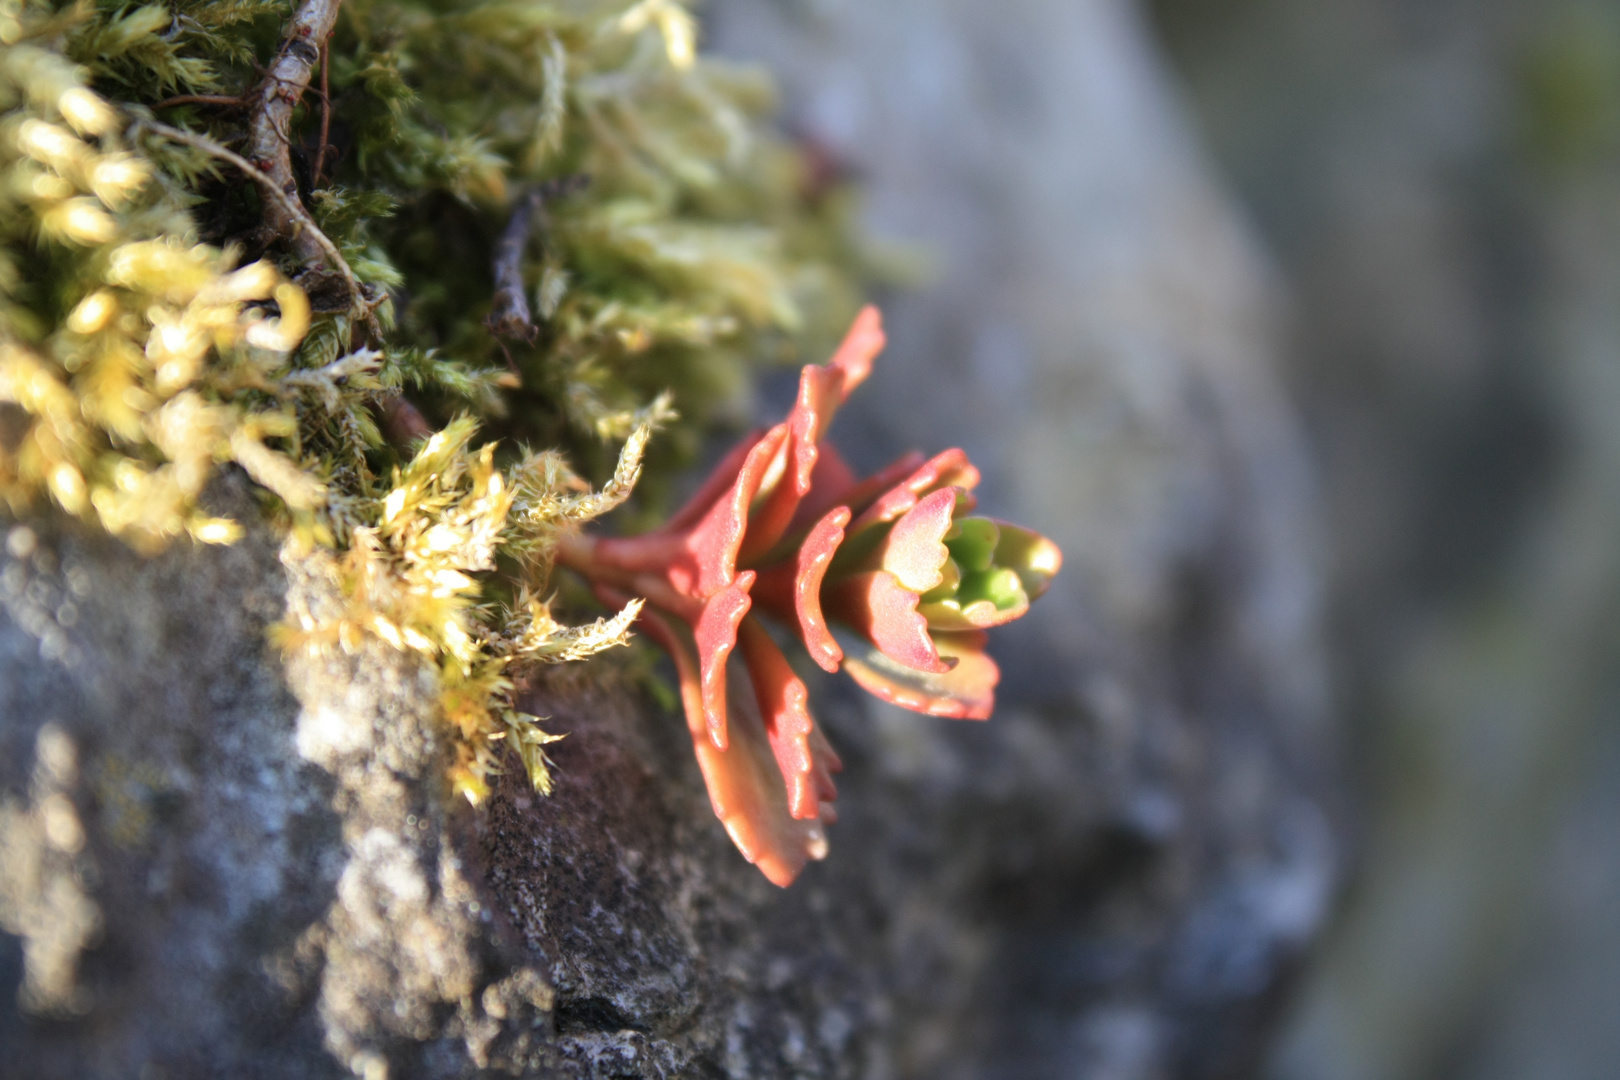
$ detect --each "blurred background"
[705,0,1620,1076]
[1146,1,1620,1077]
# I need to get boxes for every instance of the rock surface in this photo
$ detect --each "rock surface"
[0,1,1343,1077]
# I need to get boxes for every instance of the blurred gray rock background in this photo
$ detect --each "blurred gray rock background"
[1141,0,1620,1077]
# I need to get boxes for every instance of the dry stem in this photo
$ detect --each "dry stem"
[246,0,342,266]
[152,94,247,110]
[486,189,544,341]
[314,42,333,186]
[486,175,589,341]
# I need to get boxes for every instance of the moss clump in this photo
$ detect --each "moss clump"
[1,0,865,799]
[0,28,318,548]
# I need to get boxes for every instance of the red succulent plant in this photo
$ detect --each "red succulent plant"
[556,307,1062,885]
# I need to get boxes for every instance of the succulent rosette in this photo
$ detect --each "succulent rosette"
[558,307,1061,885]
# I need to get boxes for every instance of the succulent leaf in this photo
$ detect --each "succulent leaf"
[845,448,981,536]
[823,569,949,674]
[842,630,999,720]
[736,615,838,821]
[694,574,755,750]
[630,599,831,888]
[738,305,887,565]
[874,486,960,593]
[774,443,868,540]
[919,574,1030,631]
[689,426,787,596]
[821,304,884,395]
[659,430,765,536]
[945,517,999,573]
[992,520,1064,601]
[751,505,851,673]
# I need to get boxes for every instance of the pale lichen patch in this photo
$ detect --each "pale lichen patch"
[0,723,101,1016]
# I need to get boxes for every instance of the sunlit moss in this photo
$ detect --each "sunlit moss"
[0,36,316,550]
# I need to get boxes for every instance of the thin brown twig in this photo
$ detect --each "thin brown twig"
[152,94,248,110]
[246,0,343,269]
[314,41,333,187]
[486,174,590,341]
[136,119,370,326]
[486,188,544,342]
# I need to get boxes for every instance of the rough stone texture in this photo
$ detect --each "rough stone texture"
[0,480,345,1078]
[0,1,1344,1077]
[0,479,553,1079]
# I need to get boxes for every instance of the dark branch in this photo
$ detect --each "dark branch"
[314,42,333,187]
[486,189,543,342]
[152,94,247,110]
[486,175,590,342]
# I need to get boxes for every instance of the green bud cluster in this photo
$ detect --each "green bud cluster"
[919,517,1062,629]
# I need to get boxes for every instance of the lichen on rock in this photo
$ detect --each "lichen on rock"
[0,722,101,1018]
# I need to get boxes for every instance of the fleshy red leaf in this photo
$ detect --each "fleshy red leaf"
[826,304,885,395]
[633,600,829,887]
[737,615,835,821]
[659,429,765,535]
[823,569,949,673]
[807,724,843,823]
[747,446,868,569]
[875,486,958,593]
[791,507,852,672]
[846,448,981,536]
[596,584,704,732]
[749,504,851,674]
[689,426,787,596]
[737,370,836,565]
[692,697,830,887]
[594,581,710,744]
[814,449,925,528]
[842,630,999,720]
[778,443,864,540]
[739,308,886,565]
[695,574,754,750]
